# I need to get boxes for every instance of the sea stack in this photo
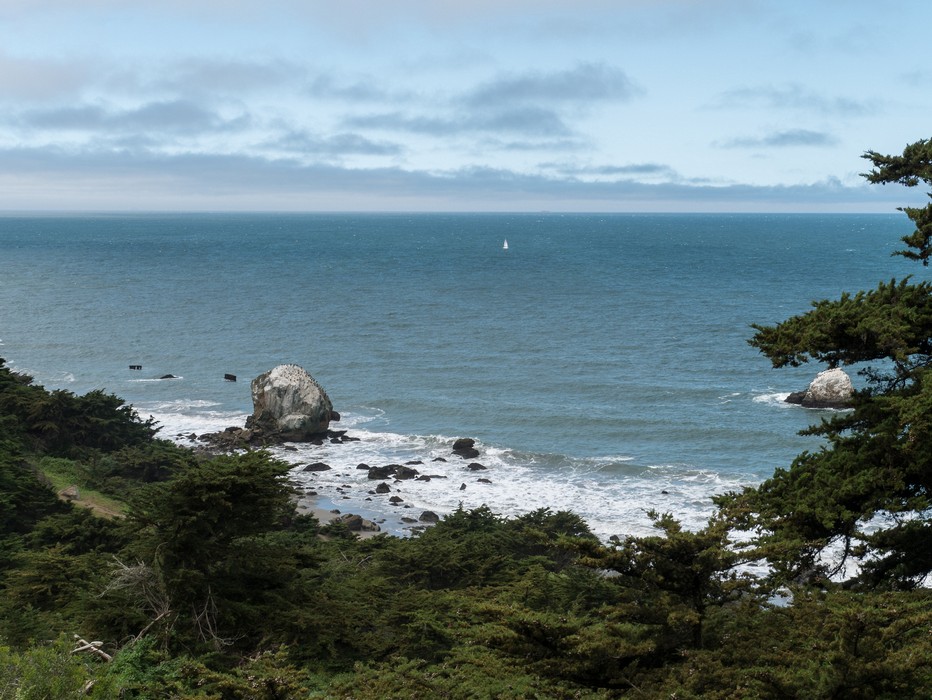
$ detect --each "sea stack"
[245,364,336,441]
[785,367,854,409]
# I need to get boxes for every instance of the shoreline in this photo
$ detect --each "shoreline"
[295,492,404,539]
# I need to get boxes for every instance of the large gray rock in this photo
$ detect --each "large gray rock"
[245,364,335,440]
[785,368,854,409]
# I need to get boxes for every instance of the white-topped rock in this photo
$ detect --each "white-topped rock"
[786,367,854,409]
[245,364,335,440]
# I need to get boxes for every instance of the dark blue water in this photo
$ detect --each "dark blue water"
[0,212,917,537]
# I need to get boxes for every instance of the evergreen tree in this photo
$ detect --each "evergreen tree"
[718,139,932,589]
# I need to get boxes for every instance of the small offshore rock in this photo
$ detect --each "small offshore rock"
[786,367,854,409]
[375,482,392,494]
[467,462,487,471]
[394,465,420,480]
[336,513,380,532]
[302,462,331,472]
[419,510,440,523]
[368,465,395,480]
[452,437,480,459]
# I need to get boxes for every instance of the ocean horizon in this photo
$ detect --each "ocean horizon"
[0,211,919,538]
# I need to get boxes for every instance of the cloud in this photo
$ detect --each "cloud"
[720,129,838,149]
[480,137,586,152]
[265,130,404,157]
[338,63,639,144]
[0,51,92,102]
[154,57,304,96]
[16,100,251,136]
[308,74,409,103]
[554,162,680,179]
[465,63,642,108]
[713,84,878,117]
[346,105,574,138]
[0,145,917,213]
[900,69,932,87]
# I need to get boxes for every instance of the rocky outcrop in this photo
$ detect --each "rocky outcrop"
[452,437,480,459]
[785,368,854,409]
[245,364,337,441]
[334,513,381,533]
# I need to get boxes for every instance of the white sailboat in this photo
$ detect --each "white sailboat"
[503,239,509,250]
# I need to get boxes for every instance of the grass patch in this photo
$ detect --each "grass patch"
[37,456,127,518]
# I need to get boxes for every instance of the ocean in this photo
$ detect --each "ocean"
[0,212,917,538]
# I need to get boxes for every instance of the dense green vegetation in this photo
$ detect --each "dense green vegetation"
[3,140,932,697]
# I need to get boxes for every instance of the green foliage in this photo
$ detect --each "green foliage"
[7,179,932,700]
[640,589,932,698]
[0,451,66,540]
[99,638,312,699]
[722,138,932,589]
[118,451,303,650]
[0,357,157,456]
[0,636,118,700]
[582,511,750,670]
[863,138,932,265]
[749,277,932,369]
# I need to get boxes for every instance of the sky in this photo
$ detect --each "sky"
[0,0,930,212]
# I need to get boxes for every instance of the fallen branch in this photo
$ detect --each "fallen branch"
[71,635,113,662]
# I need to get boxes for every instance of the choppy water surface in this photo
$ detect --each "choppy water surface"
[0,212,916,537]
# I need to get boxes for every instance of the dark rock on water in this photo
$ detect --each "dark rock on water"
[394,465,420,480]
[302,462,331,472]
[368,466,395,480]
[466,462,487,471]
[335,513,380,532]
[452,437,480,459]
[419,511,440,523]
[375,482,392,494]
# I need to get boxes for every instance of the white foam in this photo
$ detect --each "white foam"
[271,427,747,540]
[753,391,792,407]
[150,401,756,541]
[142,402,249,440]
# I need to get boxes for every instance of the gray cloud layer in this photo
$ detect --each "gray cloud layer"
[0,145,915,212]
[721,129,838,149]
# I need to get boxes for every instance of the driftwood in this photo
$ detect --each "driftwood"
[71,635,113,662]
